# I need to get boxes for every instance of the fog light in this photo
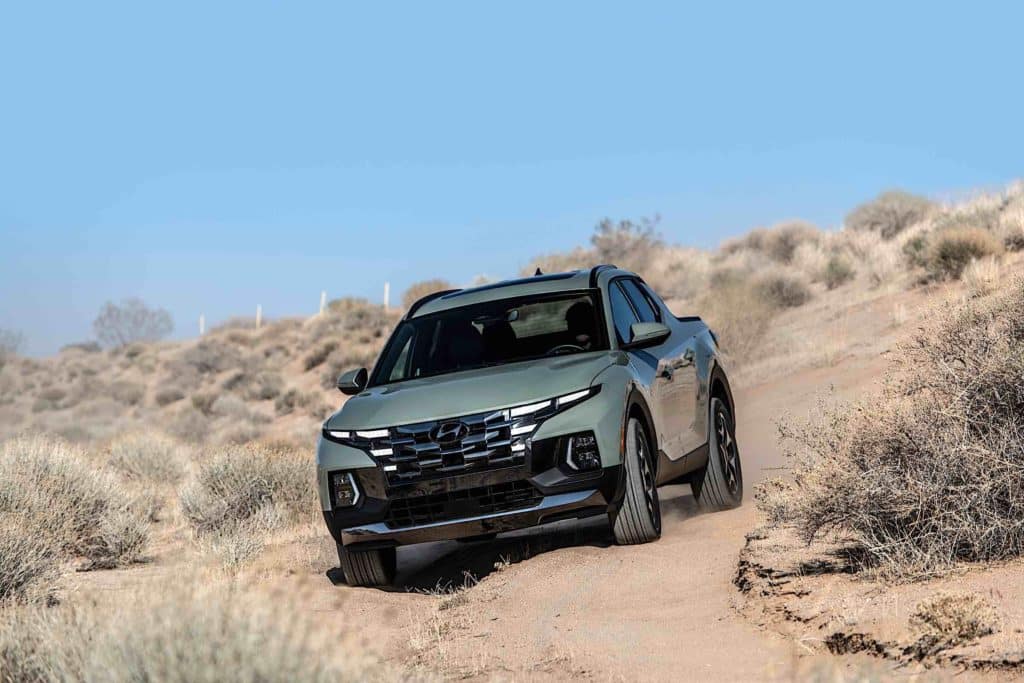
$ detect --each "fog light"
[566,433,601,472]
[329,471,360,508]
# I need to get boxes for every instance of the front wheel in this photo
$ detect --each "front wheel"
[692,397,743,510]
[611,417,662,544]
[337,544,396,587]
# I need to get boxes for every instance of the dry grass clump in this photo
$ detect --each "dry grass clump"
[0,586,387,682]
[0,436,149,570]
[924,227,1004,281]
[403,279,455,309]
[181,443,313,536]
[106,432,188,484]
[0,523,59,604]
[758,278,1024,577]
[962,256,1002,297]
[845,190,933,239]
[910,592,999,649]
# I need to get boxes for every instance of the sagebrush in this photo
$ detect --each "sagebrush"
[758,278,1024,577]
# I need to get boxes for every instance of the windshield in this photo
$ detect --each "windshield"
[369,291,607,386]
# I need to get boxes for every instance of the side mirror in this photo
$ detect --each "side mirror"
[336,368,368,395]
[625,321,671,349]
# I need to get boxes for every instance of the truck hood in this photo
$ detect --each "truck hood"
[325,351,618,429]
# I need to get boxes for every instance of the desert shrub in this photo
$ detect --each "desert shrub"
[0,328,25,370]
[210,394,250,419]
[38,387,66,404]
[178,340,241,375]
[106,432,188,484]
[0,523,59,604]
[180,443,313,535]
[60,340,101,354]
[154,387,185,407]
[726,221,820,264]
[93,298,173,348]
[304,341,338,371]
[759,279,1024,577]
[696,280,774,362]
[845,190,933,239]
[754,269,812,308]
[320,347,379,390]
[402,279,455,309]
[109,380,145,406]
[822,255,856,290]
[274,389,327,418]
[591,216,663,269]
[222,369,282,401]
[910,593,999,649]
[924,227,1003,281]
[521,246,594,277]
[962,256,1002,297]
[0,436,149,568]
[901,233,929,268]
[167,407,210,443]
[998,201,1024,251]
[0,587,377,682]
[190,392,216,416]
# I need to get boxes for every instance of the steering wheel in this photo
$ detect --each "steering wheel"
[546,343,585,356]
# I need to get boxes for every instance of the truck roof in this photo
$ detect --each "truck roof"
[410,265,630,318]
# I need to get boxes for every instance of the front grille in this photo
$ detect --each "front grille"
[386,480,542,528]
[378,408,532,484]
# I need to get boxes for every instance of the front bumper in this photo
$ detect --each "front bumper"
[333,488,609,547]
[322,464,621,549]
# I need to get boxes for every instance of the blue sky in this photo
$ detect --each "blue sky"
[2,1,1022,355]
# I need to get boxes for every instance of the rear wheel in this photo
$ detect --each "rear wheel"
[612,417,662,544]
[337,544,396,587]
[692,397,743,510]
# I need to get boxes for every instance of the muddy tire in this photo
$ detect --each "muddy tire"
[692,398,743,510]
[612,417,662,544]
[338,544,396,587]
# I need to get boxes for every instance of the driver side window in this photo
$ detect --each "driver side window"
[608,282,639,344]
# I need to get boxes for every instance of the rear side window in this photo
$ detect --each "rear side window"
[619,279,659,323]
[608,283,639,343]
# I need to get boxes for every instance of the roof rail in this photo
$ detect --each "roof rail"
[588,264,618,288]
[405,289,461,319]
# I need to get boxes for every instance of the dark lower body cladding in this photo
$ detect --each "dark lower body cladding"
[323,464,621,549]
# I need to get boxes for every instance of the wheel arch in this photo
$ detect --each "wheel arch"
[708,363,735,423]
[624,386,659,476]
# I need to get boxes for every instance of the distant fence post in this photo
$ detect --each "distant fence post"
[320,290,327,316]
[199,314,205,336]
[384,281,390,311]
[256,304,262,329]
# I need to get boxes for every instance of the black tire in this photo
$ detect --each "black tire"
[612,417,662,544]
[337,544,396,587]
[692,397,743,510]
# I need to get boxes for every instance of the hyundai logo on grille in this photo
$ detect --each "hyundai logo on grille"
[431,421,469,444]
